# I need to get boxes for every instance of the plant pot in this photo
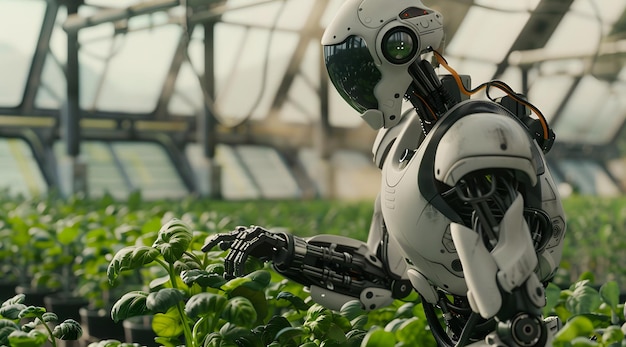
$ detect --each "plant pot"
[43,294,88,322]
[15,285,59,308]
[79,307,125,342]
[123,316,158,347]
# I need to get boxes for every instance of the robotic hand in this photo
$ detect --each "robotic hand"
[201,221,413,311]
[203,1,567,346]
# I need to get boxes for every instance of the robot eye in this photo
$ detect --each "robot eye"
[381,26,419,65]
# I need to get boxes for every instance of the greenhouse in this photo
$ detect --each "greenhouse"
[1,0,626,346]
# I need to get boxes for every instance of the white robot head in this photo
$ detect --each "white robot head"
[321,0,445,129]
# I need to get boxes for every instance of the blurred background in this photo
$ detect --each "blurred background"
[1,0,626,201]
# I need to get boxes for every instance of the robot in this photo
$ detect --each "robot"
[202,1,567,346]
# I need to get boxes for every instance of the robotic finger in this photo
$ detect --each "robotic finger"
[202,226,288,278]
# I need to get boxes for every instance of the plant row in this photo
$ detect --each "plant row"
[0,192,624,346]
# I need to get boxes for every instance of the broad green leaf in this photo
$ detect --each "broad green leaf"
[276,291,310,312]
[57,221,80,246]
[599,281,620,310]
[304,304,332,338]
[146,288,185,313]
[325,323,348,344]
[221,277,251,293]
[274,326,307,343]
[350,315,368,330]
[346,329,367,347]
[2,294,25,307]
[569,336,599,347]
[18,306,46,319]
[543,282,562,317]
[185,292,227,319]
[152,308,184,338]
[575,313,610,329]
[153,219,192,264]
[393,317,429,346]
[253,315,291,346]
[340,300,365,321]
[361,328,396,347]
[601,325,624,345]
[29,227,55,249]
[393,302,416,319]
[206,263,225,276]
[229,286,268,324]
[53,319,83,340]
[21,321,37,333]
[107,246,160,285]
[565,284,601,315]
[203,332,239,347]
[0,320,20,346]
[7,330,41,347]
[219,322,253,342]
[221,296,257,328]
[241,270,271,291]
[181,269,227,289]
[110,291,151,322]
[0,303,27,320]
[155,336,181,347]
[331,313,352,333]
[553,316,594,344]
[41,312,58,323]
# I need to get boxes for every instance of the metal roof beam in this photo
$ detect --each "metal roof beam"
[492,0,575,79]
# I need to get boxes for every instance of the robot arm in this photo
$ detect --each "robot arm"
[201,212,412,311]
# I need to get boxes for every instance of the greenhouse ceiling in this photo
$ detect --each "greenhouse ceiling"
[2,0,626,138]
[1,0,626,197]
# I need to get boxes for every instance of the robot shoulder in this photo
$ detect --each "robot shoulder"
[432,100,541,187]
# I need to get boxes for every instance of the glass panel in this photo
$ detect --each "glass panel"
[37,6,69,109]
[527,75,575,122]
[586,81,626,142]
[222,0,315,31]
[0,0,46,107]
[36,55,66,109]
[280,40,323,124]
[50,6,68,65]
[542,0,604,58]
[78,22,116,109]
[92,20,181,113]
[0,138,47,197]
[558,159,621,196]
[169,24,204,116]
[444,6,530,63]
[214,23,297,122]
[111,142,188,199]
[168,61,204,116]
[553,76,609,143]
[329,88,362,128]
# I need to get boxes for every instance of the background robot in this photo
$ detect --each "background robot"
[202,0,567,346]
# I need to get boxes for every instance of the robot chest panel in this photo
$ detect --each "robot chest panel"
[381,149,466,294]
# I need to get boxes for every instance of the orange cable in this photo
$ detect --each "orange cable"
[431,49,549,141]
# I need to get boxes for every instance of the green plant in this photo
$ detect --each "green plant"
[543,273,626,347]
[0,293,82,347]
[104,216,442,347]
[76,211,155,310]
[107,218,282,347]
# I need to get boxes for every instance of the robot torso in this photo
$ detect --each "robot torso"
[376,100,566,298]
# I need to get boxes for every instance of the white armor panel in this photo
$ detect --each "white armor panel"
[377,100,566,299]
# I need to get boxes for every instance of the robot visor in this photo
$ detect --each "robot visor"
[323,35,382,114]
